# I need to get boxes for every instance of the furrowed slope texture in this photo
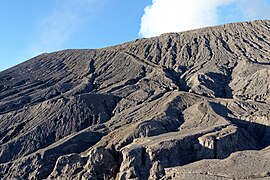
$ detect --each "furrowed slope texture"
[0,20,270,179]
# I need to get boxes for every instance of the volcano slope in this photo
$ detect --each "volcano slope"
[0,20,270,179]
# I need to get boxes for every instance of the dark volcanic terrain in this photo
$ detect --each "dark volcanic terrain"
[0,20,270,180]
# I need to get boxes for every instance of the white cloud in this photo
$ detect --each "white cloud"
[28,0,102,56]
[139,0,270,38]
[139,0,234,38]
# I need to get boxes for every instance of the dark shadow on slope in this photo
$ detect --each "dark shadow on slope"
[210,102,270,148]
[163,69,233,99]
[204,72,233,98]
[186,72,233,98]
[163,68,189,91]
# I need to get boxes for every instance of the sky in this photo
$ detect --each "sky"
[1,0,270,71]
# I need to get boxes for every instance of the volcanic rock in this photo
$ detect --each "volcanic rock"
[0,20,270,179]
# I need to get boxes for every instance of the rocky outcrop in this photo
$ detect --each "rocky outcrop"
[164,147,270,179]
[0,20,270,179]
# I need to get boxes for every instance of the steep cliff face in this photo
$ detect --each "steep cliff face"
[0,20,270,179]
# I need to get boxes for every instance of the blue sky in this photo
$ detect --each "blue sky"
[0,0,151,71]
[1,0,270,71]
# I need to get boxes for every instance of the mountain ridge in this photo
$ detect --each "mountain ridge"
[0,20,270,179]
